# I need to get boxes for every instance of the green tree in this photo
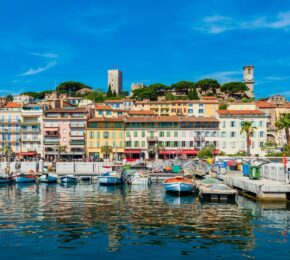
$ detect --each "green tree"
[275,113,290,146]
[0,145,12,162]
[218,103,228,110]
[165,93,176,101]
[57,145,67,160]
[197,147,214,159]
[171,81,195,95]
[221,82,248,97]
[187,88,199,100]
[195,79,220,94]
[85,91,105,102]
[107,84,113,98]
[5,94,13,102]
[56,81,91,95]
[240,121,257,156]
[112,90,117,97]
[101,145,113,159]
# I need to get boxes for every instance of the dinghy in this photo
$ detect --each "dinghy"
[163,176,195,194]
[40,173,58,183]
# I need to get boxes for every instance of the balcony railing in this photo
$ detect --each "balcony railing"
[70,140,85,145]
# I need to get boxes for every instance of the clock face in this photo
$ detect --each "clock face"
[247,75,253,81]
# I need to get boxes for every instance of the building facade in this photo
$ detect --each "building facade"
[86,117,125,160]
[217,110,268,155]
[43,107,90,161]
[21,105,43,158]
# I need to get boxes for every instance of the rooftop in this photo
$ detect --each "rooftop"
[217,110,265,116]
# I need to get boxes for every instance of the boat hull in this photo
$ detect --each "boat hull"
[163,182,194,193]
[40,174,58,183]
[60,176,78,183]
[0,178,11,184]
[99,176,123,186]
[15,175,36,183]
[130,176,152,185]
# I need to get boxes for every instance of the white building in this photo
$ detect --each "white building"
[13,95,34,105]
[21,105,44,158]
[217,110,268,155]
[124,116,219,160]
[108,69,122,95]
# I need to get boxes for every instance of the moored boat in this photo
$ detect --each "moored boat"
[0,176,13,184]
[125,171,152,185]
[60,175,78,183]
[98,172,124,186]
[14,174,37,183]
[163,176,195,194]
[40,173,58,183]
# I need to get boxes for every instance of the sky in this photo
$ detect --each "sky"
[1,0,290,98]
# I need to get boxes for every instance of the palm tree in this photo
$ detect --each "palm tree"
[57,145,67,160]
[240,121,257,156]
[275,113,290,146]
[1,145,12,162]
[101,145,113,160]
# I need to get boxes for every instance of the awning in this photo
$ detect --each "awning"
[124,149,141,154]
[16,151,38,156]
[159,149,199,155]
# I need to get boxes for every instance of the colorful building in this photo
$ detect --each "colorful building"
[86,117,125,160]
[43,107,91,161]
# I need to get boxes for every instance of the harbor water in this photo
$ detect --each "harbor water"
[0,182,289,259]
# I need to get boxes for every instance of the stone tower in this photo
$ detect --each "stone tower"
[243,65,254,98]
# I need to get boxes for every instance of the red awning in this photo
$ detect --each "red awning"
[160,149,199,155]
[17,151,38,156]
[124,149,141,154]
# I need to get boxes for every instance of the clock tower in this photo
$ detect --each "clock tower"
[243,65,254,98]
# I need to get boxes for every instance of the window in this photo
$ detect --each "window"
[182,131,186,138]
[113,141,116,148]
[126,132,130,137]
[119,132,123,138]
[222,121,226,128]
[182,141,186,147]
[141,141,145,147]
[166,131,170,137]
[141,131,145,138]
[96,141,99,147]
[112,132,116,139]
[119,141,123,147]
[159,131,164,137]
[222,142,226,148]
[103,131,109,138]
[259,131,264,138]
[259,121,264,127]
[174,131,178,137]
[221,132,226,138]
[134,141,139,147]
[134,131,138,137]
[260,142,264,148]
[230,132,236,138]
[231,121,236,127]
[231,142,235,148]
[89,131,94,139]
[198,109,204,114]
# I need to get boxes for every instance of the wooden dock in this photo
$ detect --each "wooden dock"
[218,171,290,202]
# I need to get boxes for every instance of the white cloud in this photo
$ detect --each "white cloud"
[201,70,241,83]
[29,52,59,58]
[194,11,290,34]
[18,61,57,76]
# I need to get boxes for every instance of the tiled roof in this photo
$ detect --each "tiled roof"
[45,107,87,113]
[255,101,276,108]
[104,100,123,103]
[95,105,112,110]
[88,116,126,122]
[126,116,219,123]
[127,110,155,115]
[217,110,265,115]
[3,102,23,108]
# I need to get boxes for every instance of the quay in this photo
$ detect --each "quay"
[218,171,290,202]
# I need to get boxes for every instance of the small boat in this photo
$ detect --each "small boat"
[163,176,195,194]
[125,171,152,185]
[39,173,58,183]
[99,172,124,186]
[0,176,13,184]
[14,174,37,183]
[60,175,78,183]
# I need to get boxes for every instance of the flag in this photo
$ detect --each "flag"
[283,154,287,169]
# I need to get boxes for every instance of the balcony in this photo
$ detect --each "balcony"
[70,140,85,145]
[70,123,85,128]
[22,138,41,142]
[44,131,59,137]
[44,139,59,145]
[147,136,158,142]
[21,128,40,133]
[194,137,205,142]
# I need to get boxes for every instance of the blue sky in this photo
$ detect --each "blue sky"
[1,0,290,98]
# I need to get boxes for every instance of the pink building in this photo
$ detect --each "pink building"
[43,107,92,161]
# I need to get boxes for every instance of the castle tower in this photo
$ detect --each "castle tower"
[243,65,254,98]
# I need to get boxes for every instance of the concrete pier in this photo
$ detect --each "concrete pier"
[218,171,290,202]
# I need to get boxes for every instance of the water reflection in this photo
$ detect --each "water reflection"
[0,183,289,259]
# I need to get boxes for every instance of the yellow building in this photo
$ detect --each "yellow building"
[86,117,125,160]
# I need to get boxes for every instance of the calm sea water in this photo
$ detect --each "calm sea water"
[0,182,289,260]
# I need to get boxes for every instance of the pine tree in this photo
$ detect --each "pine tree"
[107,84,113,97]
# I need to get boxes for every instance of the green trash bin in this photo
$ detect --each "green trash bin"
[249,166,261,180]
[125,164,131,171]
[172,165,181,173]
